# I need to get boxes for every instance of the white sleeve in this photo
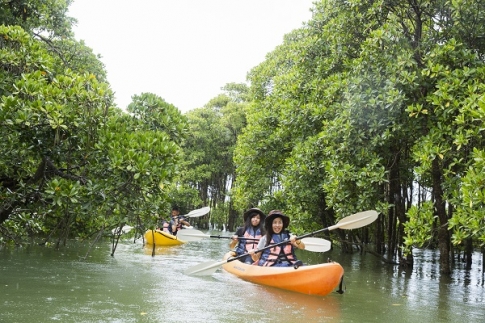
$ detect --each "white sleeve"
[257,236,266,249]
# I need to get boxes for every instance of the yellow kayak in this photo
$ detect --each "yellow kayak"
[221,252,344,296]
[144,229,186,246]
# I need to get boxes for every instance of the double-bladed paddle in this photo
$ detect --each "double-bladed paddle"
[184,210,378,276]
[183,206,211,218]
[177,228,331,252]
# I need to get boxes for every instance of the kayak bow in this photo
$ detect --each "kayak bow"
[144,229,186,246]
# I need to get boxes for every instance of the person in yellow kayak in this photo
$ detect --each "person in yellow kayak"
[230,208,266,264]
[169,206,190,236]
[249,210,305,267]
[157,217,171,232]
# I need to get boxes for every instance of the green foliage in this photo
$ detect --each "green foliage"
[407,40,485,249]
[0,24,188,244]
[0,0,75,38]
[233,0,485,269]
[403,202,437,253]
[127,93,188,144]
[176,84,249,228]
[234,0,389,223]
[449,150,485,247]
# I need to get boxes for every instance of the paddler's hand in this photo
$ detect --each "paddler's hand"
[290,235,304,249]
[248,248,260,261]
[229,235,238,248]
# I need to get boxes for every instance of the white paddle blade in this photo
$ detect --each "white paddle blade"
[185,206,211,218]
[184,260,225,276]
[176,229,210,242]
[111,225,134,235]
[329,210,378,231]
[301,237,331,252]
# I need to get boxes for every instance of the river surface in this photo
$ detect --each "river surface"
[1,231,483,323]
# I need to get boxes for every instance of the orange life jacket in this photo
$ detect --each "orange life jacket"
[235,227,262,256]
[259,232,297,267]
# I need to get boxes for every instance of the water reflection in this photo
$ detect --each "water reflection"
[143,245,184,256]
[248,285,342,322]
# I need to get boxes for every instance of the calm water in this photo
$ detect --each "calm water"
[1,232,483,323]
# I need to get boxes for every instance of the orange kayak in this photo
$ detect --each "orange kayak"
[144,229,186,246]
[221,252,344,296]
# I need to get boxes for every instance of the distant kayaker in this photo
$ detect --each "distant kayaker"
[157,218,171,232]
[249,210,305,267]
[169,206,190,236]
[230,208,266,264]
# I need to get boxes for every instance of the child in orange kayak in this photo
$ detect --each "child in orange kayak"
[230,208,266,264]
[249,210,305,267]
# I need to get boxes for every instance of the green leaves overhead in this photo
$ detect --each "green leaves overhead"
[127,93,188,144]
[0,0,75,38]
[233,0,485,269]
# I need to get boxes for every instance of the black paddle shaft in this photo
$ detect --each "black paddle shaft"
[210,235,258,241]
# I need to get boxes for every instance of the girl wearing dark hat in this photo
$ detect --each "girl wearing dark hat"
[249,210,305,267]
[230,208,266,264]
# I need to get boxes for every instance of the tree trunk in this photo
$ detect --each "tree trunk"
[432,158,451,274]
[464,237,473,270]
[375,185,386,255]
[482,247,485,273]
[402,181,414,267]
[227,201,237,232]
[227,174,237,231]
[317,193,333,241]
[388,151,403,261]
